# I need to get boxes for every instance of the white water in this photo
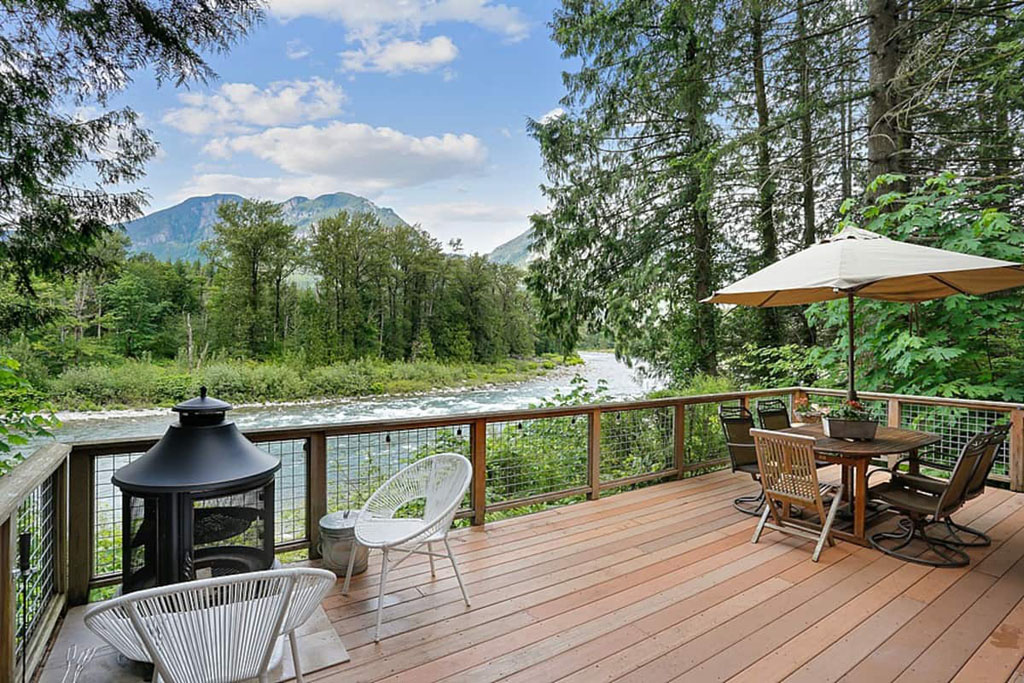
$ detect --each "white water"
[50,352,660,444]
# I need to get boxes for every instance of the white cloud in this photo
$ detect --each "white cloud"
[285,39,312,60]
[499,127,511,138]
[196,121,487,194]
[175,174,348,202]
[162,78,345,135]
[341,36,458,74]
[269,0,529,43]
[402,201,538,252]
[538,107,565,124]
[407,201,532,223]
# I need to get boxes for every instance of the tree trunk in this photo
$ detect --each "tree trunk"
[797,0,816,248]
[866,0,907,194]
[751,0,781,347]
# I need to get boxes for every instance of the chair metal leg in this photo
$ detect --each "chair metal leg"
[898,516,992,549]
[937,518,992,548]
[445,537,471,606]
[374,548,390,642]
[341,541,358,595]
[813,484,844,562]
[734,488,765,516]
[870,515,969,568]
[428,541,436,577]
[289,630,304,683]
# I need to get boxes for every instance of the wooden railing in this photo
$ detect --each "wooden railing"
[0,443,70,683]
[2,384,1024,683]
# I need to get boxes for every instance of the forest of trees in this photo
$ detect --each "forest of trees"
[0,201,544,395]
[529,0,1024,401]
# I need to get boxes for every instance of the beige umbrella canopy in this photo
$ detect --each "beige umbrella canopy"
[704,226,1024,400]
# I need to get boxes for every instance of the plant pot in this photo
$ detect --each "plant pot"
[822,417,878,441]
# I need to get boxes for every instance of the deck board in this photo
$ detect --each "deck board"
[307,469,1024,683]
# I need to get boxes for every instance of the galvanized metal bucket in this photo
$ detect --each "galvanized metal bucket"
[319,510,368,575]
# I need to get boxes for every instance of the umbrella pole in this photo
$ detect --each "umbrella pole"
[847,292,857,403]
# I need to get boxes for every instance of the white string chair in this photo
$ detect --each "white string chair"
[750,429,844,562]
[342,453,473,642]
[84,567,336,683]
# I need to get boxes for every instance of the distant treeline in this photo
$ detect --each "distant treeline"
[1,201,557,390]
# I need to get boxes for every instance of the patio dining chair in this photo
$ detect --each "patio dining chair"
[867,429,991,567]
[719,406,765,515]
[756,398,791,430]
[874,423,1009,548]
[84,567,336,683]
[750,429,844,562]
[342,453,473,642]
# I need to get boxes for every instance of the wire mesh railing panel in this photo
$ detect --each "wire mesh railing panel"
[94,451,144,577]
[685,400,740,468]
[327,425,471,514]
[486,416,588,505]
[600,407,674,483]
[259,439,307,545]
[899,402,1012,476]
[15,473,58,663]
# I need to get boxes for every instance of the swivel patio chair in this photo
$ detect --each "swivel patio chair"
[867,430,991,567]
[880,423,1009,547]
[84,567,336,683]
[719,405,764,515]
[756,398,791,431]
[750,429,844,562]
[342,453,472,642]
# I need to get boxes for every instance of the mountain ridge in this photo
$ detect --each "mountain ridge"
[124,191,408,261]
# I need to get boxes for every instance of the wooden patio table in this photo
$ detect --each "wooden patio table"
[778,424,941,546]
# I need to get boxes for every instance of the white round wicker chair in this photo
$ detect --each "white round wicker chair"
[84,567,336,683]
[342,453,473,642]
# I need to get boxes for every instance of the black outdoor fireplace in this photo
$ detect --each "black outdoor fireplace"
[113,388,280,593]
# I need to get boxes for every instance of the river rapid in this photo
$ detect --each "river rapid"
[51,351,660,444]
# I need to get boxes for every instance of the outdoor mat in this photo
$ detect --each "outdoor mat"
[36,603,349,682]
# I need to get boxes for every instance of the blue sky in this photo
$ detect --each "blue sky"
[125,0,569,253]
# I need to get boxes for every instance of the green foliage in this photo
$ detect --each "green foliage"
[724,344,825,390]
[0,0,261,292]
[806,174,1024,401]
[0,358,59,474]
[45,357,563,410]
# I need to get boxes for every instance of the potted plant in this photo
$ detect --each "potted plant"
[822,400,878,440]
[793,395,825,424]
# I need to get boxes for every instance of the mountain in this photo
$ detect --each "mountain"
[123,192,408,261]
[487,229,534,268]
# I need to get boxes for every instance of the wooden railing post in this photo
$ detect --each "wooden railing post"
[791,388,808,414]
[306,432,328,559]
[1010,409,1024,492]
[67,448,92,606]
[887,399,902,467]
[587,409,602,500]
[1,515,14,683]
[470,419,487,525]
[674,403,686,479]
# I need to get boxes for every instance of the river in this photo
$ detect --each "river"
[50,351,660,444]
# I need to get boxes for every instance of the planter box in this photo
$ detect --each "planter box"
[822,417,878,441]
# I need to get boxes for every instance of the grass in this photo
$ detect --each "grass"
[47,353,582,411]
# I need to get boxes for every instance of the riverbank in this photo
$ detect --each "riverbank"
[48,354,582,412]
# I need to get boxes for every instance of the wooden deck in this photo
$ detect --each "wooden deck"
[308,468,1024,683]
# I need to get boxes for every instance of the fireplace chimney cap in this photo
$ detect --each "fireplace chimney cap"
[173,386,232,414]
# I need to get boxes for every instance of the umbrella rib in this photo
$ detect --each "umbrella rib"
[757,291,780,307]
[928,274,968,295]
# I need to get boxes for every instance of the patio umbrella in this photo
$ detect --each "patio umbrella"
[704,226,1024,401]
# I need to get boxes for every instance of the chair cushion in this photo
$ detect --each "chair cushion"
[869,481,939,516]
